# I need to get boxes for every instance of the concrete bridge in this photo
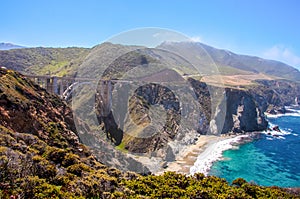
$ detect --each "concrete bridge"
[25,75,76,95]
[25,74,113,116]
[25,74,101,96]
[25,75,111,100]
[24,73,187,98]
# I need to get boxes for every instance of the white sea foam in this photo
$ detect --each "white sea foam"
[261,130,290,137]
[267,122,291,135]
[265,107,300,118]
[260,119,299,140]
[266,112,300,118]
[261,131,290,140]
[189,135,248,176]
[285,106,300,112]
[266,109,300,138]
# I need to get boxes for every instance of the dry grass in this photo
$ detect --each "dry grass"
[201,73,276,87]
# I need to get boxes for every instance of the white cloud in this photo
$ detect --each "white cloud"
[262,45,300,69]
[190,36,202,43]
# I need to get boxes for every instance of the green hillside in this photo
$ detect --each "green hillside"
[0,47,90,77]
[1,42,300,82]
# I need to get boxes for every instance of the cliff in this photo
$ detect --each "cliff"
[249,79,300,114]
[220,88,268,134]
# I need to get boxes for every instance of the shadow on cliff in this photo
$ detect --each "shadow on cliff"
[101,111,123,146]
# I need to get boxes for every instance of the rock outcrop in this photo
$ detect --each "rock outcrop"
[249,79,300,114]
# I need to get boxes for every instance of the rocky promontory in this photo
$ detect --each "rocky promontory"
[249,79,300,114]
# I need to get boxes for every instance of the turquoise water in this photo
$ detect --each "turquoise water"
[209,114,300,187]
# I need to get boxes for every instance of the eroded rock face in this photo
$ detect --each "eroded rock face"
[249,80,300,114]
[220,88,268,134]
[124,83,181,154]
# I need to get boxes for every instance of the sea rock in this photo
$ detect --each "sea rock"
[272,125,281,132]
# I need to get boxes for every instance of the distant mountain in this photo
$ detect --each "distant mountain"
[0,42,26,50]
[158,42,300,81]
[78,42,199,79]
[1,41,300,82]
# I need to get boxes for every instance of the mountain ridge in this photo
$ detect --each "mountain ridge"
[0,42,26,50]
[157,41,300,81]
[0,41,300,82]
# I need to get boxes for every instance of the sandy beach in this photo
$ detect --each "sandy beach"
[157,134,249,175]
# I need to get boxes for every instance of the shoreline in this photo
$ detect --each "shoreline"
[157,134,252,176]
[190,134,250,176]
[153,108,300,176]
[265,106,300,118]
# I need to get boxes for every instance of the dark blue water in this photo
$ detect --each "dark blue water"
[209,114,300,187]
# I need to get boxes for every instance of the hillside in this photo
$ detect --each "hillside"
[157,42,300,81]
[0,67,298,199]
[0,68,128,197]
[1,41,300,83]
[0,47,90,77]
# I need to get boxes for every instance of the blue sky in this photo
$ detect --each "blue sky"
[1,0,300,69]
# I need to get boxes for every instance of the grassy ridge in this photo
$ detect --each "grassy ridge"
[0,47,90,76]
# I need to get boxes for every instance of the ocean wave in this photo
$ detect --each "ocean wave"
[268,122,291,135]
[266,107,300,118]
[261,130,290,137]
[277,136,286,140]
[189,135,249,176]
[285,106,300,111]
[261,131,289,140]
[266,112,300,118]
[260,120,300,140]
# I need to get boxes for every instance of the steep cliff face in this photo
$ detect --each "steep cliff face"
[188,79,268,135]
[220,88,268,134]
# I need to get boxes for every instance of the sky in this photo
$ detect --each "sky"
[1,0,300,69]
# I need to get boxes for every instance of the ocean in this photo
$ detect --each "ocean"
[209,108,300,187]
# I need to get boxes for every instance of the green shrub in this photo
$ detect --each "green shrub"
[62,153,79,167]
[66,163,91,177]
